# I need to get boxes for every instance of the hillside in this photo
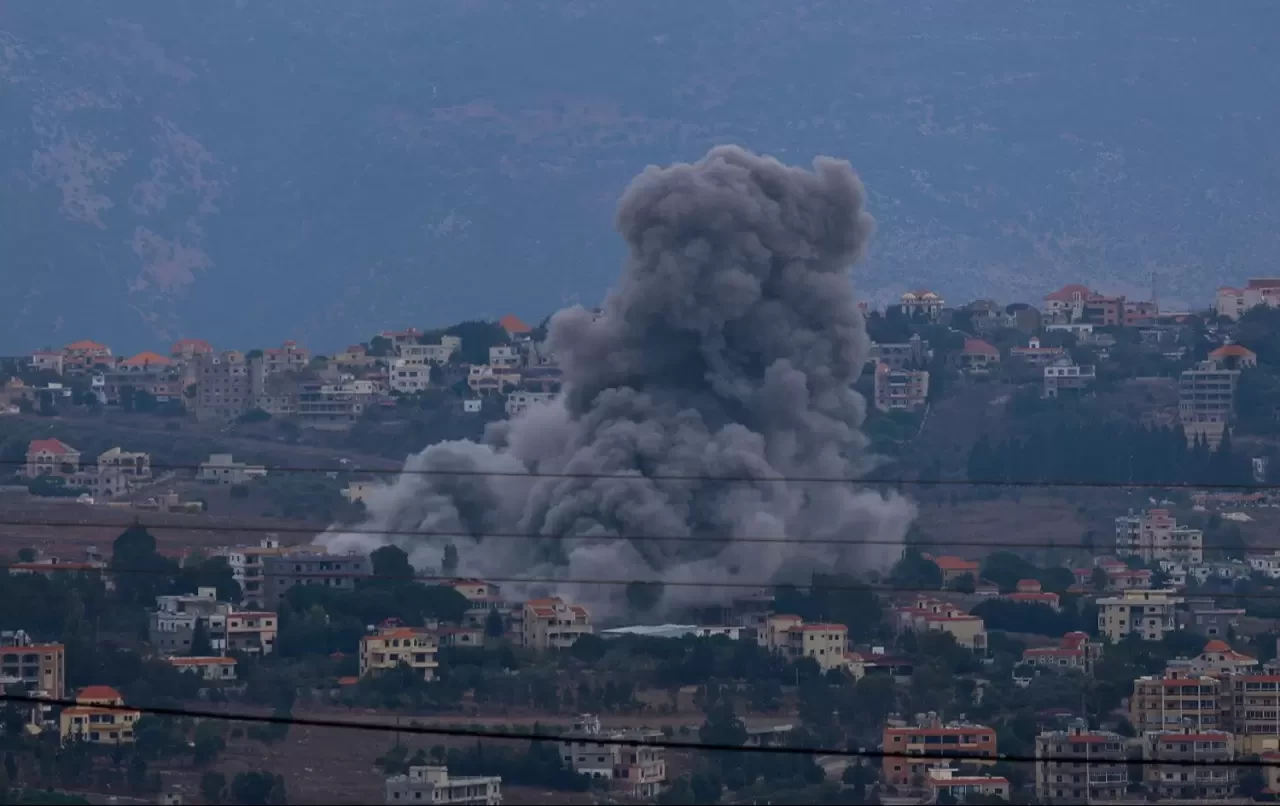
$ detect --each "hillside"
[3,1,1279,351]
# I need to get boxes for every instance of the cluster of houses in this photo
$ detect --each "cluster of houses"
[869,281,1269,450]
[3,313,564,429]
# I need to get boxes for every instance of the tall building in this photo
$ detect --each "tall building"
[194,350,259,423]
[882,714,996,787]
[1034,721,1128,804]
[1141,729,1236,800]
[1130,674,1225,733]
[1179,361,1240,449]
[557,715,666,798]
[1115,509,1204,565]
[1215,279,1280,321]
[384,766,501,805]
[0,633,65,698]
[521,598,592,650]
[1097,589,1182,642]
[261,552,370,609]
[874,364,929,412]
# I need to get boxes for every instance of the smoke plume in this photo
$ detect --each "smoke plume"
[319,145,914,614]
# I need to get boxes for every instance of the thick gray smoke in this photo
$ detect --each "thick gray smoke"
[319,145,914,614]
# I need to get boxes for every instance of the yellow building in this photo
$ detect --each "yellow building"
[894,597,989,653]
[59,686,139,745]
[784,624,848,671]
[521,598,592,650]
[1097,589,1182,642]
[0,640,65,698]
[360,626,439,681]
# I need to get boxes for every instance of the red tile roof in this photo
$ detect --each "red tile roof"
[76,685,123,702]
[28,438,76,456]
[120,351,172,367]
[962,338,1000,357]
[65,340,108,351]
[1044,284,1093,302]
[170,338,213,353]
[932,556,980,571]
[1210,344,1256,358]
[500,314,532,334]
[168,656,235,666]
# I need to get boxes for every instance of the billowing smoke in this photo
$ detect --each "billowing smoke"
[319,145,915,614]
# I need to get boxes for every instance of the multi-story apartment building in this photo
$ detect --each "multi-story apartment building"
[168,656,238,681]
[521,597,592,650]
[1227,672,1280,753]
[360,624,440,681]
[467,365,522,395]
[1097,589,1182,642]
[1021,632,1097,673]
[194,350,257,422]
[170,338,214,362]
[24,438,80,479]
[61,340,113,375]
[1115,509,1204,565]
[296,378,375,428]
[389,359,430,393]
[226,611,277,654]
[1215,279,1280,320]
[384,765,501,805]
[214,536,320,609]
[1130,674,1225,733]
[59,686,140,745]
[488,345,521,370]
[558,715,665,798]
[1034,721,1128,804]
[505,391,555,417]
[873,364,929,412]
[757,616,849,671]
[869,334,926,370]
[1043,358,1096,398]
[893,596,988,652]
[262,552,370,609]
[262,340,310,375]
[0,634,65,698]
[882,714,996,787]
[102,352,183,405]
[149,587,232,654]
[1043,284,1092,322]
[197,453,267,486]
[1179,360,1240,449]
[29,350,64,375]
[1010,337,1067,367]
[1178,598,1246,638]
[1141,729,1236,800]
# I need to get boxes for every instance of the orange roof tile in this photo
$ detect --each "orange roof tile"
[337,676,359,686]
[28,438,76,456]
[932,556,979,570]
[1044,284,1093,302]
[76,685,123,702]
[1210,344,1256,358]
[500,314,532,334]
[120,351,172,367]
[65,340,108,351]
[168,656,235,666]
[1203,639,1232,652]
[962,338,1000,358]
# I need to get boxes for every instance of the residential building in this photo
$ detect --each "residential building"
[842,650,915,682]
[435,626,486,649]
[926,767,1011,802]
[24,438,80,478]
[389,359,430,393]
[1130,674,1225,733]
[1178,598,1246,638]
[360,625,440,682]
[95,447,152,481]
[225,611,277,654]
[103,352,182,404]
[1021,632,1096,672]
[8,558,107,582]
[959,338,1000,373]
[1179,360,1240,449]
[1209,343,1258,370]
[0,634,65,698]
[504,390,554,417]
[29,350,64,375]
[519,365,562,392]
[869,334,926,370]
[385,766,501,805]
[194,350,257,423]
[1034,721,1128,804]
[758,622,849,671]
[59,685,139,745]
[296,377,375,428]
[170,338,214,362]
[897,290,945,320]
[1141,728,1236,800]
[342,480,378,504]
[1169,639,1260,679]
[1010,337,1066,367]
[1215,279,1280,321]
[521,597,592,650]
[213,536,320,609]
[873,364,929,412]
[167,656,237,681]
[1097,589,1183,642]
[333,344,380,370]
[1002,579,1060,611]
[197,453,267,485]
[262,340,310,375]
[380,328,424,350]
[894,596,988,652]
[261,552,370,609]
[1043,284,1093,322]
[926,555,979,585]
[558,715,665,798]
[1115,509,1204,565]
[150,587,232,654]
[467,365,521,395]
[1081,293,1125,327]
[61,340,113,375]
[882,714,996,787]
[462,399,482,413]
[1043,358,1095,398]
[488,345,521,369]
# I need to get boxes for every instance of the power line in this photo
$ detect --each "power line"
[0,515,1123,551]
[0,693,1270,768]
[0,455,1273,489]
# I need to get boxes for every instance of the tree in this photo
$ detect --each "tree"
[1091,567,1108,593]
[485,608,505,639]
[371,545,414,583]
[112,526,177,606]
[201,770,227,803]
[16,548,35,563]
[231,771,286,805]
[889,550,943,590]
[441,543,459,577]
[190,619,213,656]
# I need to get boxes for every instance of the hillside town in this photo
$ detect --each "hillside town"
[4,278,1280,804]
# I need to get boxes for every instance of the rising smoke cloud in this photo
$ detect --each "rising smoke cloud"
[319,145,915,614]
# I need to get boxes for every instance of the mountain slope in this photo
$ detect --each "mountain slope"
[3,1,1278,351]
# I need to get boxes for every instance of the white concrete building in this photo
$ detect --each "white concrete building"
[384,766,501,805]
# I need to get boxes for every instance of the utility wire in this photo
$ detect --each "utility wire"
[0,455,1272,489]
[0,693,1269,768]
[10,560,1280,601]
[0,515,1130,551]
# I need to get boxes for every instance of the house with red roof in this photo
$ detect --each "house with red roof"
[170,338,214,360]
[1043,284,1094,321]
[926,554,980,585]
[1021,631,1097,672]
[61,340,114,375]
[894,596,988,653]
[500,314,533,338]
[897,289,945,320]
[59,685,139,745]
[1209,343,1257,370]
[24,438,80,479]
[959,338,1000,374]
[521,597,592,650]
[1002,579,1061,611]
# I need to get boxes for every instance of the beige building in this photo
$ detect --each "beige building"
[1097,589,1182,642]
[226,611,277,654]
[59,686,140,745]
[0,637,65,698]
[894,596,988,652]
[1141,728,1235,799]
[882,715,996,787]
[1115,509,1204,566]
[521,597,592,650]
[1179,360,1240,449]
[1130,674,1225,733]
[1034,722,1128,804]
[467,365,521,395]
[262,340,310,375]
[194,350,259,422]
[384,765,501,805]
[361,625,440,681]
[24,438,80,479]
[168,656,237,681]
[873,364,929,412]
